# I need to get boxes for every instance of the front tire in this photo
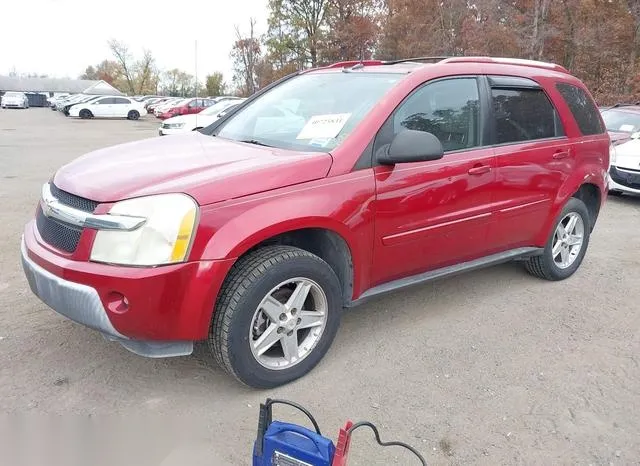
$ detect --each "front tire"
[525,197,591,281]
[127,110,140,120]
[208,245,342,388]
[79,109,92,119]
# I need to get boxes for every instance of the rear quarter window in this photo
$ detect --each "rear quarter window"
[555,83,605,135]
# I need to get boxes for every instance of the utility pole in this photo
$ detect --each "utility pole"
[195,40,198,98]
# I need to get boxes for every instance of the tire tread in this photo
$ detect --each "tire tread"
[209,245,327,385]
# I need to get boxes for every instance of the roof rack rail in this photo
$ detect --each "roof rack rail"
[440,56,569,73]
[326,60,383,68]
[383,56,451,65]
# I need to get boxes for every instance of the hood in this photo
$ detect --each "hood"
[608,130,632,146]
[163,114,192,124]
[53,133,333,206]
[164,113,215,126]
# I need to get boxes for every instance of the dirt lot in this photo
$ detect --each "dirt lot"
[1,108,639,465]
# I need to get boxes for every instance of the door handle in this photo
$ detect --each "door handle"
[468,165,491,175]
[553,150,570,159]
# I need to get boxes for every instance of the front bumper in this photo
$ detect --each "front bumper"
[21,221,236,357]
[609,166,640,195]
[21,237,193,357]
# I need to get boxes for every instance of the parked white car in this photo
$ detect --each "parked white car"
[69,96,146,120]
[1,92,29,109]
[600,105,640,195]
[159,98,245,135]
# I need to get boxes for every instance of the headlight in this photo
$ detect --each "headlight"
[609,143,616,168]
[90,193,198,266]
[166,123,185,129]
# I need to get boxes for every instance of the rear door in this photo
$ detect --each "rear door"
[371,76,497,286]
[111,97,132,117]
[484,75,571,250]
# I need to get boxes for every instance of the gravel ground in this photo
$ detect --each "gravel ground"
[1,108,639,465]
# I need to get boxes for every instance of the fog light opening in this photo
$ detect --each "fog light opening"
[106,292,130,314]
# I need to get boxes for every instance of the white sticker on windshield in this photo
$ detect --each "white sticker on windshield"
[619,124,635,132]
[296,113,351,140]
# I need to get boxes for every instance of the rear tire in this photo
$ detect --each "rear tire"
[207,245,342,388]
[127,110,140,120]
[525,197,591,281]
[79,109,92,119]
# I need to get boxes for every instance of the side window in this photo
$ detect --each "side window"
[113,97,129,104]
[188,100,198,108]
[555,83,605,135]
[95,98,112,105]
[491,88,562,144]
[387,78,481,153]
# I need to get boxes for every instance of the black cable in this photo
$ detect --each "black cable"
[265,399,322,435]
[347,421,427,466]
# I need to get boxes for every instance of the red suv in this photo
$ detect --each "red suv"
[158,98,215,120]
[21,57,610,388]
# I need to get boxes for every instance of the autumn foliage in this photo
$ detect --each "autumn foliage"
[231,0,640,104]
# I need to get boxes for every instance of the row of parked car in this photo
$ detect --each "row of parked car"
[48,93,148,120]
[44,93,246,134]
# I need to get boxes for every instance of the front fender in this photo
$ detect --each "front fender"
[192,172,376,298]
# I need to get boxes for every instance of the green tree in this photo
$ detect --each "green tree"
[205,72,226,96]
[80,66,98,80]
[265,0,330,67]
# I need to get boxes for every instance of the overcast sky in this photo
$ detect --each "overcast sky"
[1,0,268,84]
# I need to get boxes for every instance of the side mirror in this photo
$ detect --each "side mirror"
[377,129,444,165]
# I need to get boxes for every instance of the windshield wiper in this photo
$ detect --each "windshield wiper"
[240,139,272,147]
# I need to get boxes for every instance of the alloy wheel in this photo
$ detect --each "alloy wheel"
[552,212,584,269]
[249,277,328,370]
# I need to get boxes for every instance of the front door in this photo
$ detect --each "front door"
[187,99,201,114]
[371,76,497,286]
[91,97,113,117]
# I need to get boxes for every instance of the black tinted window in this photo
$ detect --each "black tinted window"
[113,97,129,104]
[95,98,113,105]
[556,83,605,135]
[391,78,480,152]
[492,88,561,144]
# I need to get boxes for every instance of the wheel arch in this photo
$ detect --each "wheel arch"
[204,221,356,307]
[242,227,354,307]
[535,176,605,245]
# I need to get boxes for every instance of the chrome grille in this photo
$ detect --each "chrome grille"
[35,184,98,253]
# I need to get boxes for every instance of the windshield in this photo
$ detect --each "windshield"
[215,72,402,152]
[601,109,640,133]
[201,99,241,116]
[5,92,22,97]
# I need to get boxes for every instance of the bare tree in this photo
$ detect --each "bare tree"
[136,49,155,95]
[108,39,136,94]
[231,18,262,95]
